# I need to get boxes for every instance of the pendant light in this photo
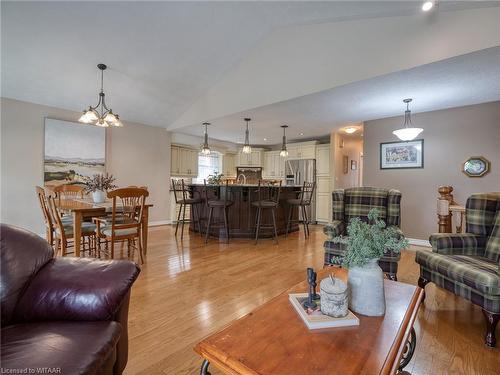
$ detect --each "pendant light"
[279,125,289,158]
[201,122,211,155]
[78,64,123,127]
[393,99,423,141]
[242,118,252,154]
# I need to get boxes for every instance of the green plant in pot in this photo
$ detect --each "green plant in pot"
[206,172,224,185]
[332,209,408,316]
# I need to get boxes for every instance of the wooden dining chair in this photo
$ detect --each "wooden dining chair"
[94,187,149,264]
[54,184,85,203]
[46,192,96,257]
[36,186,55,246]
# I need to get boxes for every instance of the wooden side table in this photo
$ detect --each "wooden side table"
[195,268,423,375]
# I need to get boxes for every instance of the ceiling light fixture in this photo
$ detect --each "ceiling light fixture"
[78,64,123,127]
[344,127,358,134]
[422,1,434,12]
[242,118,252,154]
[201,122,211,155]
[393,98,423,141]
[280,125,289,158]
[299,132,304,136]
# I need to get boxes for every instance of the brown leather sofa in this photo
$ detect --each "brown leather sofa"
[1,224,140,374]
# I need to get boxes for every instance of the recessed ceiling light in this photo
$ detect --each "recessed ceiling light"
[299,132,304,136]
[344,127,357,134]
[422,1,434,11]
[263,138,268,141]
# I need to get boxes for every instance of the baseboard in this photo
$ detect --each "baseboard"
[408,238,431,248]
[149,220,172,226]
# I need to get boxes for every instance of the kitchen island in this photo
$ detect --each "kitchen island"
[188,184,302,239]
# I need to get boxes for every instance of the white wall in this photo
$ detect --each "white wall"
[171,7,500,129]
[363,101,500,240]
[1,98,171,235]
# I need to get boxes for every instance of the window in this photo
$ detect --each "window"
[195,152,221,183]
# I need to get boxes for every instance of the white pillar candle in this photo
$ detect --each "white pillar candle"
[437,199,449,216]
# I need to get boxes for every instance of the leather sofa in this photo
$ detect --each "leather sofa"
[1,224,140,374]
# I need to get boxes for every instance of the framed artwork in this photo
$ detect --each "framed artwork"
[44,118,106,187]
[351,160,357,170]
[462,156,490,177]
[380,139,423,169]
[342,155,348,174]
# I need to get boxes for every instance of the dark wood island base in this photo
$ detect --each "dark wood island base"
[188,184,302,239]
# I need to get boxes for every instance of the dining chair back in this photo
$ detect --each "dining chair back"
[46,192,96,257]
[54,184,85,203]
[35,186,54,246]
[100,187,149,263]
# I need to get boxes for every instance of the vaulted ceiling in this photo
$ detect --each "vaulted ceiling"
[2,1,500,143]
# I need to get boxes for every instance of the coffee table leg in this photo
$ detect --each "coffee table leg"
[200,359,211,375]
[398,327,416,371]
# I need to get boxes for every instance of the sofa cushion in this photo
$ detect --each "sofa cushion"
[485,211,500,263]
[1,321,121,375]
[344,187,388,224]
[415,250,500,295]
[465,193,500,237]
[0,224,53,326]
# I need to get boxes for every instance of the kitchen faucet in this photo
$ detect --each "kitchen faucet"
[236,174,247,185]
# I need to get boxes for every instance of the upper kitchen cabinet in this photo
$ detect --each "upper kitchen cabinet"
[222,153,237,177]
[263,151,285,178]
[237,149,263,167]
[171,145,198,177]
[286,141,318,160]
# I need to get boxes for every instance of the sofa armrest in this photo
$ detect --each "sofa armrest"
[429,233,487,256]
[323,220,346,240]
[14,257,140,322]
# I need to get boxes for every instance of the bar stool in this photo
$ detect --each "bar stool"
[286,181,316,239]
[172,179,202,239]
[252,180,282,244]
[204,180,233,244]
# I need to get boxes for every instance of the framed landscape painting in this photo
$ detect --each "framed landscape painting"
[44,118,106,187]
[380,139,423,169]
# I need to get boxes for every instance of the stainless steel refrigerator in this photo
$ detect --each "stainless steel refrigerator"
[285,159,316,223]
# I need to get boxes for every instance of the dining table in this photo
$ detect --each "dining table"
[57,198,153,257]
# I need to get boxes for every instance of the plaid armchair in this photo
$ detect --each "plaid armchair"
[415,192,500,347]
[323,187,404,280]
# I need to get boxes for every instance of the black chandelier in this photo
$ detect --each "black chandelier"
[78,64,123,127]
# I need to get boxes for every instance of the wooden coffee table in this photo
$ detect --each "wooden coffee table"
[195,267,423,375]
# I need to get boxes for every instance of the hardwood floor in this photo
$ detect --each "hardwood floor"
[125,225,499,375]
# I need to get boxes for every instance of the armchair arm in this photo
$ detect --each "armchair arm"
[14,257,140,322]
[323,220,346,240]
[429,233,487,256]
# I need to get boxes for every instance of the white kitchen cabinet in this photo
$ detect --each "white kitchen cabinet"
[171,146,181,175]
[263,151,286,178]
[285,141,318,160]
[222,153,237,177]
[316,144,330,176]
[316,193,331,223]
[237,149,262,167]
[171,145,198,177]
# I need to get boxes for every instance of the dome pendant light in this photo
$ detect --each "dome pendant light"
[78,64,123,127]
[279,125,289,158]
[201,122,211,155]
[242,118,252,154]
[393,99,423,141]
